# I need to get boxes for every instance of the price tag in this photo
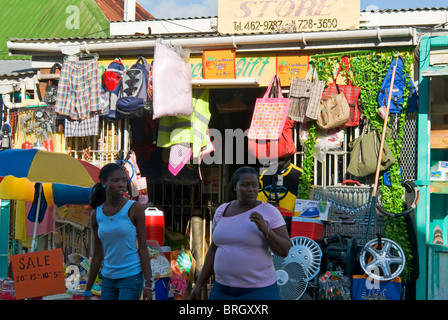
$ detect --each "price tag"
[11,248,66,300]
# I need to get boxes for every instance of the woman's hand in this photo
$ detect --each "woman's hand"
[250,211,291,257]
[249,211,269,237]
[142,287,153,300]
[189,285,202,300]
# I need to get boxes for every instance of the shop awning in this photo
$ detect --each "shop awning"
[421,64,448,77]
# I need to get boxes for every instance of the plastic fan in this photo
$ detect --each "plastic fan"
[285,236,322,281]
[278,262,308,300]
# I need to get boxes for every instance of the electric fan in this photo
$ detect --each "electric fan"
[273,253,308,300]
[284,236,322,281]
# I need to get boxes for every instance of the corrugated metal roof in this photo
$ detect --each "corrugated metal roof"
[95,0,154,21]
[0,0,111,60]
[361,6,448,12]
[109,16,216,23]
[6,31,288,43]
[0,60,33,76]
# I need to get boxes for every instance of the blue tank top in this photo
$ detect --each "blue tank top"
[96,200,142,279]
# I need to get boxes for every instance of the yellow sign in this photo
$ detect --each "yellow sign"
[276,54,309,86]
[203,49,236,79]
[100,52,310,87]
[191,53,278,86]
[218,0,360,34]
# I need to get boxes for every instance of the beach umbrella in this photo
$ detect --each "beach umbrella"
[0,149,100,250]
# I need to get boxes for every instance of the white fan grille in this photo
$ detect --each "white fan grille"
[276,262,308,300]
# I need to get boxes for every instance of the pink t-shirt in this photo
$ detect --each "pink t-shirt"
[212,202,285,288]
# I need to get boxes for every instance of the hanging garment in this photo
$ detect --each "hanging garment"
[152,41,193,119]
[25,203,54,237]
[257,163,302,213]
[168,143,192,176]
[14,200,27,242]
[64,114,100,137]
[54,59,101,120]
[157,89,211,159]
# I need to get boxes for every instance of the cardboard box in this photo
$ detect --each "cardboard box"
[438,161,448,172]
[430,171,446,181]
[294,199,331,221]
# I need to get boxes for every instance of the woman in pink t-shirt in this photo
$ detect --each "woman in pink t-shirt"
[190,167,291,300]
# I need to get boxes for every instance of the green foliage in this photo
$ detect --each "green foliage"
[298,122,316,200]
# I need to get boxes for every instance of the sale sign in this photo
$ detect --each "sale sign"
[11,248,66,300]
[203,49,236,79]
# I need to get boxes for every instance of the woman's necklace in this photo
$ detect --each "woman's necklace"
[102,197,126,221]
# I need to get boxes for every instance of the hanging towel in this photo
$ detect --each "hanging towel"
[27,183,47,223]
[14,200,27,242]
[168,144,193,176]
[26,204,54,237]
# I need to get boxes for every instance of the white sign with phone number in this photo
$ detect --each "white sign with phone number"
[218,0,361,34]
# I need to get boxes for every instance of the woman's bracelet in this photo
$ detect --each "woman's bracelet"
[265,228,270,239]
[144,279,153,291]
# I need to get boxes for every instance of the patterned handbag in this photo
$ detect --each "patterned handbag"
[288,65,326,122]
[248,75,290,140]
[248,116,296,160]
[321,56,362,127]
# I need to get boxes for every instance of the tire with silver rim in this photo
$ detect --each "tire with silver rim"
[359,238,405,281]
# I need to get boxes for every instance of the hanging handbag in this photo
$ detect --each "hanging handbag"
[248,116,296,160]
[248,75,290,140]
[316,92,350,130]
[347,124,395,178]
[288,65,326,122]
[321,56,362,127]
[43,63,62,105]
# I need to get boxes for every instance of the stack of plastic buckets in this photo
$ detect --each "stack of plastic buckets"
[144,207,171,300]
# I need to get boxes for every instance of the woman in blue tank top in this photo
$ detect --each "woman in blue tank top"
[83,163,152,300]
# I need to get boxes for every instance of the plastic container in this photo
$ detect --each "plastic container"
[161,246,171,261]
[291,217,324,240]
[154,277,170,300]
[145,207,164,246]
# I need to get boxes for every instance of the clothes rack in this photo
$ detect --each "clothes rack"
[63,52,99,63]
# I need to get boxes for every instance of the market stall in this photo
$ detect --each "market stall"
[1,3,438,299]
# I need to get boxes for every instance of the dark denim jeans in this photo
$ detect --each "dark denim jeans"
[209,281,281,300]
[100,272,143,300]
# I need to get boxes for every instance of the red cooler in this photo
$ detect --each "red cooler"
[145,208,164,246]
[291,217,324,240]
